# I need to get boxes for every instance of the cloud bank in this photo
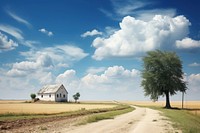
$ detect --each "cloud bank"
[81,66,140,90]
[92,15,191,60]
[7,45,88,77]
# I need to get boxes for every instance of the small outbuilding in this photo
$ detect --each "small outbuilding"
[37,84,68,102]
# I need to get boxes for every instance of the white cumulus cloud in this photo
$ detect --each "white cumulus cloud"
[104,66,139,78]
[92,15,191,60]
[1,44,89,98]
[39,28,53,36]
[136,9,176,21]
[176,37,200,49]
[81,29,102,38]
[56,69,80,92]
[81,66,140,90]
[7,44,88,77]
[56,70,77,83]
[0,32,18,51]
[54,66,141,100]
[7,69,27,77]
[7,54,53,77]
[20,45,88,67]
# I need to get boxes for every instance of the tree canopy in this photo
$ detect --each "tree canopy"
[141,50,187,108]
[73,92,80,103]
[30,93,36,100]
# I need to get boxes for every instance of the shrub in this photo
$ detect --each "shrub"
[30,93,36,100]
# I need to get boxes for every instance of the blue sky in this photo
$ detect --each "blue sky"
[0,0,200,101]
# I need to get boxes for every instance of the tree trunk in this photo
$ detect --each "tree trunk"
[165,91,171,109]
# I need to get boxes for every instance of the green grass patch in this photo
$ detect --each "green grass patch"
[78,105,134,125]
[148,106,200,133]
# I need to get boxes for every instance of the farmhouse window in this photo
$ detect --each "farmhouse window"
[41,95,43,98]
[63,94,65,98]
[60,93,61,97]
[49,94,51,97]
[57,94,59,97]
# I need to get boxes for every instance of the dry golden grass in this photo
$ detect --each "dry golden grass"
[123,101,200,108]
[0,101,116,114]
[0,100,25,104]
[1,100,199,115]
[122,101,200,115]
[81,100,116,104]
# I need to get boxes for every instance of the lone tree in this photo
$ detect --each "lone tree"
[141,50,187,109]
[30,93,36,100]
[73,92,80,103]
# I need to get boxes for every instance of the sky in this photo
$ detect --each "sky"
[0,0,200,101]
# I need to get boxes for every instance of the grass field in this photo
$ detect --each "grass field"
[0,100,116,114]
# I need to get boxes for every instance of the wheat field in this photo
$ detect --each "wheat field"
[0,101,116,114]
[1,100,199,115]
[123,101,200,108]
[123,101,200,115]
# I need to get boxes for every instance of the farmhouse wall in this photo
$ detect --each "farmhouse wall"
[55,85,68,102]
[38,93,55,101]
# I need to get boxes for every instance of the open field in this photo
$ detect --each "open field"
[122,101,200,108]
[1,100,199,115]
[123,101,200,115]
[0,100,116,114]
[0,100,25,104]
[0,103,132,131]
[1,100,200,132]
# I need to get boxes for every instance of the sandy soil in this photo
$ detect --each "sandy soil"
[1,106,181,133]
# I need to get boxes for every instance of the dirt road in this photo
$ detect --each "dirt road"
[59,106,181,133]
[4,106,181,133]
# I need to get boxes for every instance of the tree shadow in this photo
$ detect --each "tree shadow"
[182,108,200,111]
[163,107,200,111]
[162,107,181,110]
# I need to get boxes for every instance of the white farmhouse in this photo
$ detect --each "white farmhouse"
[37,84,68,102]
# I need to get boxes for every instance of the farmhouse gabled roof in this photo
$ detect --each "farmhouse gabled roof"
[38,84,66,94]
